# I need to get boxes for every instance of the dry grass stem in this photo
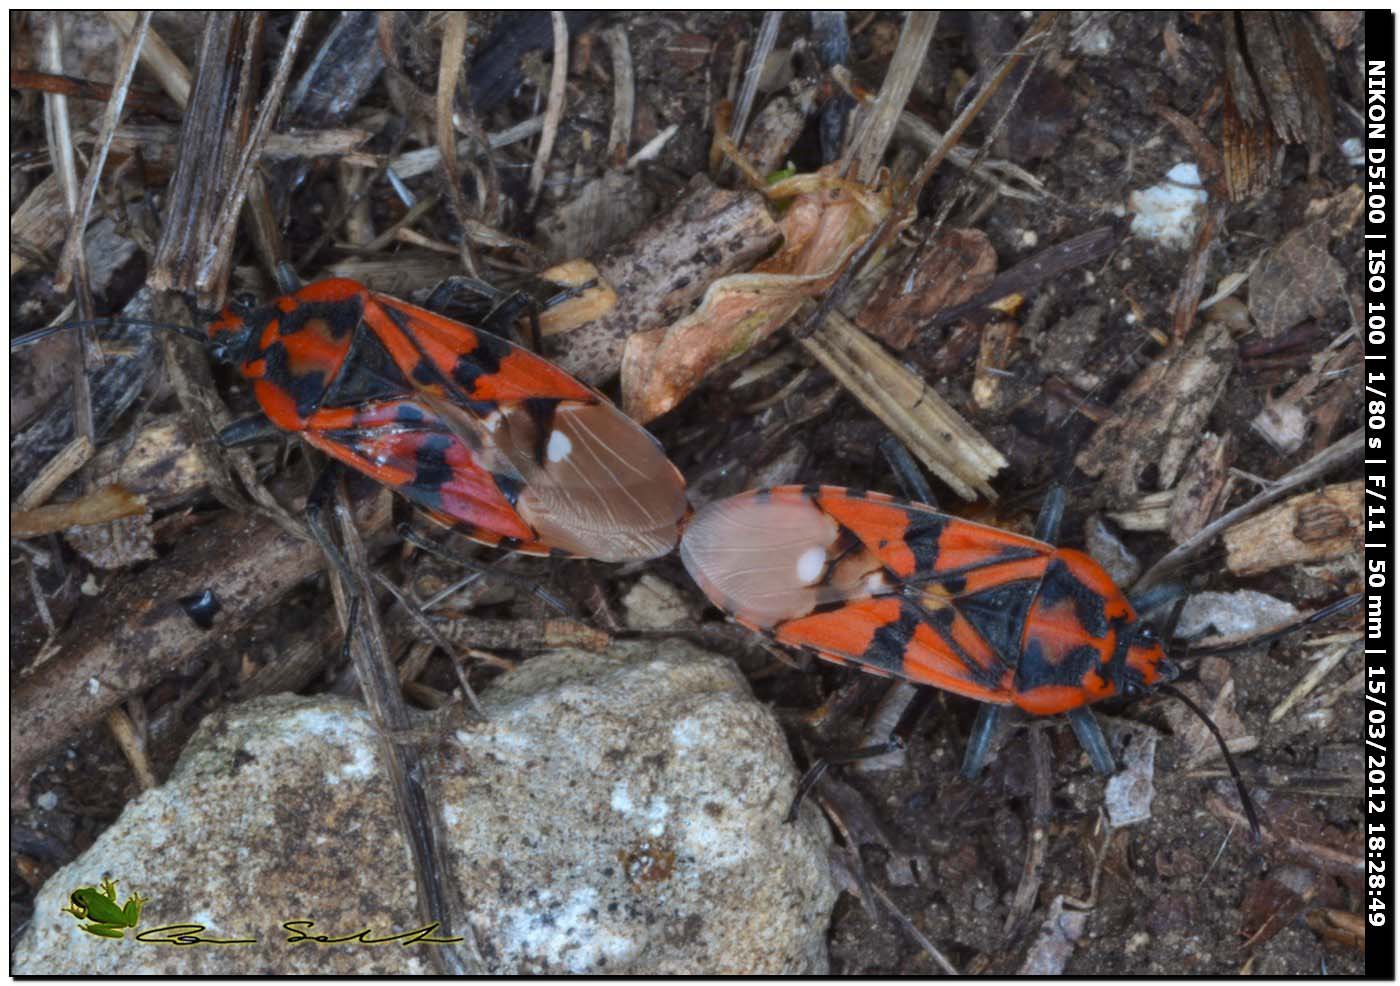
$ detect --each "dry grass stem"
[528,12,569,212]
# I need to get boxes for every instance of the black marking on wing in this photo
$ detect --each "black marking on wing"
[523,397,561,466]
[906,545,1045,589]
[395,404,426,425]
[410,435,455,505]
[261,341,325,419]
[818,525,864,579]
[411,360,439,387]
[864,604,921,675]
[323,324,414,407]
[1037,557,1109,638]
[493,471,524,507]
[956,579,1039,665]
[901,511,948,574]
[906,597,1005,688]
[451,332,511,393]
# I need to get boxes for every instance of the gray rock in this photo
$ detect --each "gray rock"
[15,640,834,974]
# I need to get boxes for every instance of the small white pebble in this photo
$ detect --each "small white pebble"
[1019,229,1039,248]
[1342,137,1363,166]
[1165,161,1202,187]
[80,574,100,596]
[36,791,58,811]
[795,546,826,585]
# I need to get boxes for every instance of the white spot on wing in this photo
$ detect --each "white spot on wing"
[546,429,573,463]
[795,546,826,585]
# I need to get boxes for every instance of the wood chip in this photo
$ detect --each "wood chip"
[1224,480,1362,576]
[801,307,1006,501]
[537,260,618,336]
[1076,321,1238,506]
[1305,907,1366,952]
[1169,432,1235,544]
[65,511,158,569]
[854,227,996,349]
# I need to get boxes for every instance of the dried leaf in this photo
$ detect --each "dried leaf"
[1221,82,1279,202]
[537,170,658,264]
[1249,222,1348,338]
[1240,878,1305,948]
[622,168,895,423]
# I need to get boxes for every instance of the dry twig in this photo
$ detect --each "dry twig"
[1133,430,1362,590]
[845,12,938,183]
[527,12,569,212]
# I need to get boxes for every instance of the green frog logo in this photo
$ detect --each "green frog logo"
[61,878,147,939]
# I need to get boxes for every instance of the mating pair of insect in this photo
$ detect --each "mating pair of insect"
[18,275,1324,835]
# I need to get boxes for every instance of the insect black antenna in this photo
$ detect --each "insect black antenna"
[1157,681,1263,845]
[10,318,207,351]
[1160,591,1190,643]
[1158,590,1262,843]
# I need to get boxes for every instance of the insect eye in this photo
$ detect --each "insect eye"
[1123,681,1145,700]
[231,291,259,314]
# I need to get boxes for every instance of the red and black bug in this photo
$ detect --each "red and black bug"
[680,479,1355,835]
[18,277,689,563]
[680,484,1173,719]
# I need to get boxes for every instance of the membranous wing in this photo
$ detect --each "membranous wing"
[679,486,1055,703]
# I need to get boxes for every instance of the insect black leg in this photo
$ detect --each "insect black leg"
[217,415,284,448]
[304,461,359,591]
[397,522,574,616]
[878,437,937,508]
[1033,484,1066,543]
[274,261,304,295]
[1066,706,1115,775]
[785,686,937,823]
[424,276,540,350]
[960,703,1007,779]
[1126,581,1186,619]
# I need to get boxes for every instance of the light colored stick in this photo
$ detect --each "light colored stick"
[528,12,569,211]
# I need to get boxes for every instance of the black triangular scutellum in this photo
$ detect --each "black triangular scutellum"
[956,579,1039,662]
